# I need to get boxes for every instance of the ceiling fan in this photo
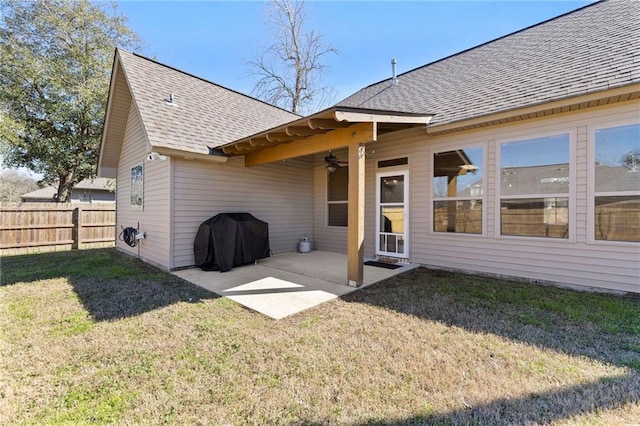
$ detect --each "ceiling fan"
[323,151,348,173]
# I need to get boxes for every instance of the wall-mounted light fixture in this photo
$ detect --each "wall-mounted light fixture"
[146,152,168,162]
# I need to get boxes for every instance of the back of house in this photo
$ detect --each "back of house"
[99,0,639,293]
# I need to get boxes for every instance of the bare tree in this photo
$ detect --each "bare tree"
[248,0,336,114]
[0,170,39,202]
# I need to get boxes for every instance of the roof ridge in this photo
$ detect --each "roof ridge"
[346,0,603,94]
[117,48,301,118]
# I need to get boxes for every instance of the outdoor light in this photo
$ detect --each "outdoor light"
[326,164,337,173]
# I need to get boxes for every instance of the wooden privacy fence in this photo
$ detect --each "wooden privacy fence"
[0,203,115,256]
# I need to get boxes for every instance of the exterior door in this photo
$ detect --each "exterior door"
[376,170,408,257]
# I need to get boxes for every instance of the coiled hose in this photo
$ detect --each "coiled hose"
[119,226,139,247]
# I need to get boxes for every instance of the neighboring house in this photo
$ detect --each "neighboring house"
[99,1,639,293]
[21,178,115,203]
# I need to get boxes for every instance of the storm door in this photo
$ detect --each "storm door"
[376,171,408,257]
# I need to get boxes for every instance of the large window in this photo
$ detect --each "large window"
[327,167,348,227]
[499,134,570,238]
[593,123,640,242]
[130,163,144,209]
[432,146,484,234]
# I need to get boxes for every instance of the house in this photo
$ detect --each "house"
[99,0,639,294]
[20,178,115,203]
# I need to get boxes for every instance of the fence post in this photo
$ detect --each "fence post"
[72,207,83,249]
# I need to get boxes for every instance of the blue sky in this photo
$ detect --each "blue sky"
[118,0,593,104]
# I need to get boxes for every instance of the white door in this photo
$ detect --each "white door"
[376,170,408,257]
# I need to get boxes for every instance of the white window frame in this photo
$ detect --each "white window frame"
[587,118,640,246]
[428,142,487,237]
[495,130,576,242]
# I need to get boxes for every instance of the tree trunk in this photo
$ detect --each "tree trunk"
[56,172,74,203]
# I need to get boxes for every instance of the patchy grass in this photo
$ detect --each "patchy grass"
[1,250,638,425]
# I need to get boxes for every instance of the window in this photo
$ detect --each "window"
[593,123,640,242]
[499,134,570,238]
[432,146,484,234]
[378,157,408,168]
[130,163,144,209]
[79,190,92,203]
[327,166,348,226]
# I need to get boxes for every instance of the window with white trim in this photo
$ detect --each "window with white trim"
[593,123,640,242]
[432,146,484,234]
[327,167,348,227]
[499,134,570,238]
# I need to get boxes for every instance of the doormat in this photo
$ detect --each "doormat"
[364,261,403,270]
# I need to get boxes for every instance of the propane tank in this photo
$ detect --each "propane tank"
[298,236,311,253]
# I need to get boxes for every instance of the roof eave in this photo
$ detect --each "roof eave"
[427,83,640,135]
[215,106,434,158]
[97,49,121,177]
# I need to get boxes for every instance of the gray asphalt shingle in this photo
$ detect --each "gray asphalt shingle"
[337,1,639,126]
[118,50,299,154]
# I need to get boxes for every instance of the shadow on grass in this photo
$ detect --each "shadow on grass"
[1,248,218,321]
[344,267,640,369]
[342,267,640,425]
[357,372,639,425]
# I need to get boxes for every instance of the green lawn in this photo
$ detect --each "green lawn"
[1,249,639,425]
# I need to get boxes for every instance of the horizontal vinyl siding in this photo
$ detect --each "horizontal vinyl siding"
[172,156,313,268]
[312,101,639,293]
[116,103,171,268]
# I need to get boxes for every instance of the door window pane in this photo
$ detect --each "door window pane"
[380,206,404,234]
[380,175,404,203]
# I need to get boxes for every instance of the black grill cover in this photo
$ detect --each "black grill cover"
[194,213,270,272]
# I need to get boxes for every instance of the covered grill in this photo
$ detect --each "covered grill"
[194,213,270,272]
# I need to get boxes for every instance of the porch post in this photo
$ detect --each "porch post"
[347,143,365,286]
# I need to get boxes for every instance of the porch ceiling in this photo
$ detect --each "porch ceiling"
[217,107,434,167]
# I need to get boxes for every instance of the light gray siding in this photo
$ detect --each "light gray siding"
[171,156,313,269]
[116,102,171,268]
[312,101,640,293]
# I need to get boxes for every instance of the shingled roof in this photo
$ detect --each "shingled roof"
[337,0,640,128]
[103,50,298,159]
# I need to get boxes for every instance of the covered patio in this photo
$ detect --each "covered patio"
[173,251,417,319]
[211,107,432,287]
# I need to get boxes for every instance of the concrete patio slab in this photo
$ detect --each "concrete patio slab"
[173,251,417,319]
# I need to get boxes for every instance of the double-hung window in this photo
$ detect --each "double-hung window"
[432,146,484,234]
[499,134,571,238]
[592,123,640,242]
[327,166,348,227]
